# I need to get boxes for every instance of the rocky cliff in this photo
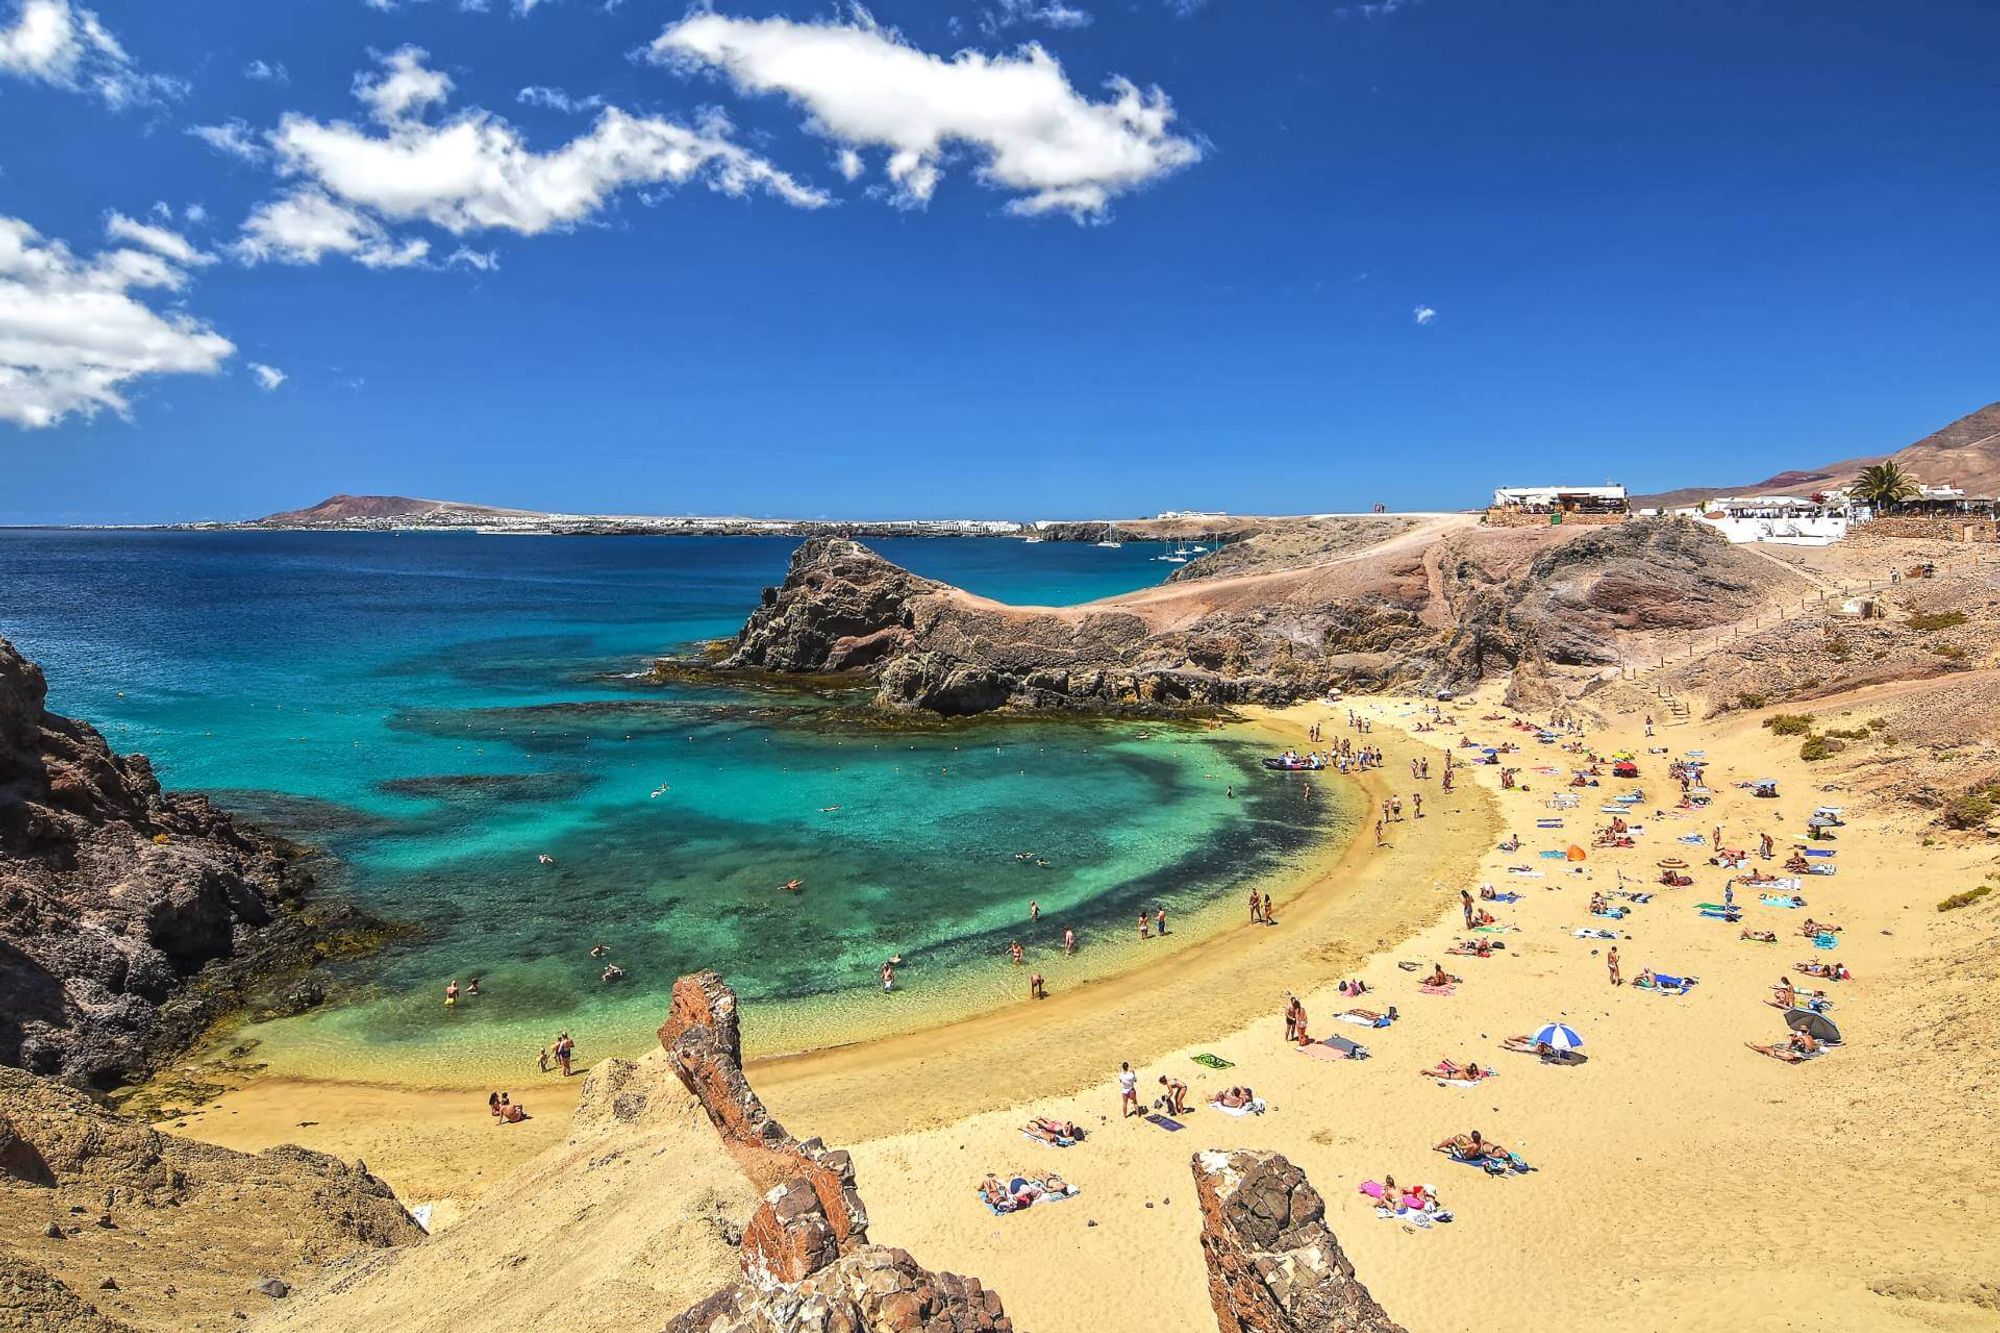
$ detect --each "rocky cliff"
[1192,1149,1405,1333]
[0,634,365,1088]
[0,1065,420,1332]
[660,972,1013,1333]
[702,521,1802,717]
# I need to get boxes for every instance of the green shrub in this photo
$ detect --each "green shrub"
[1799,736,1843,761]
[1825,635,1852,661]
[1866,717,1889,731]
[1823,726,1870,740]
[1764,713,1815,737]
[1938,886,1993,911]
[1942,790,2000,830]
[1909,610,1969,631]
[1737,691,1770,710]
[1936,642,1970,662]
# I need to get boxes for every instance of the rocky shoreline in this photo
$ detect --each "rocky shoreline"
[1,634,382,1091]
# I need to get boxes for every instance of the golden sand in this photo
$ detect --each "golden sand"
[175,689,2000,1332]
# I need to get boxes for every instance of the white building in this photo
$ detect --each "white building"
[1490,485,1628,514]
[1680,495,1853,546]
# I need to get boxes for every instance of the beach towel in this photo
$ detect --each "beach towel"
[1760,895,1803,908]
[1572,927,1618,939]
[1336,1011,1392,1028]
[1507,869,1546,878]
[1697,908,1740,921]
[1813,933,1839,950]
[1536,818,1565,828]
[1299,1042,1347,1062]
[1144,1113,1185,1131]
[1191,1053,1234,1070]
[1590,907,1628,919]
[1804,848,1836,857]
[1539,850,1568,860]
[410,1204,434,1234]
[1678,834,1708,844]
[1021,1129,1076,1148]
[1420,983,1456,997]
[1487,892,1523,903]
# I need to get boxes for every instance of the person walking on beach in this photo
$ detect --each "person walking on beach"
[1260,892,1274,925]
[1030,971,1046,1000]
[1118,1062,1140,1118]
[1374,817,1385,847]
[1461,888,1476,930]
[1712,824,1723,852]
[1606,947,1622,987]
[1413,792,1424,819]
[1644,714,1654,737]
[1249,888,1263,924]
[1063,925,1076,956]
[1760,832,1774,861]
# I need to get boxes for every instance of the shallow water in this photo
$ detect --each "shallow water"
[0,530,1348,1081]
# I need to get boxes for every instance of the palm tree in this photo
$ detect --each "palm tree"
[1852,461,1918,510]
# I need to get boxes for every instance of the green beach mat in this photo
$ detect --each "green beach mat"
[1191,1053,1234,1070]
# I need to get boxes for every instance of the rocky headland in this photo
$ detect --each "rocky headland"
[693,518,1804,717]
[0,634,373,1089]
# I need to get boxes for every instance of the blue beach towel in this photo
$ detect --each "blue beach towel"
[1144,1113,1185,1131]
[1813,933,1839,950]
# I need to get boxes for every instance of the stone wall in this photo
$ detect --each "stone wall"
[1482,507,1628,528]
[1864,516,1998,542]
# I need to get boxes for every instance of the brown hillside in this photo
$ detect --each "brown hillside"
[255,494,540,525]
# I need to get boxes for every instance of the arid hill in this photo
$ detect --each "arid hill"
[0,1066,419,1333]
[253,494,541,525]
[1632,400,2000,508]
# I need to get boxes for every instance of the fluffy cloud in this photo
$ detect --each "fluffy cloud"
[188,119,267,163]
[0,213,233,428]
[0,0,181,107]
[244,58,289,83]
[516,84,603,114]
[104,212,211,267]
[982,0,1091,35]
[248,362,286,390]
[651,12,1201,219]
[1413,304,1436,325]
[236,188,430,268]
[223,46,825,266]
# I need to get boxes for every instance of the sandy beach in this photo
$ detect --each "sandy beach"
[167,686,2000,1333]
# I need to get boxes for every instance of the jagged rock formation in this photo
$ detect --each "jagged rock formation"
[0,1066,419,1333]
[0,634,366,1088]
[704,521,1802,716]
[660,971,1013,1332]
[1192,1149,1405,1333]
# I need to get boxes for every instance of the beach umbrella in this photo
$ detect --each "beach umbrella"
[1532,1022,1583,1052]
[1783,1009,1841,1044]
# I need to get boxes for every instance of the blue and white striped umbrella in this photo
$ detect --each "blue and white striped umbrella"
[1532,1022,1584,1051]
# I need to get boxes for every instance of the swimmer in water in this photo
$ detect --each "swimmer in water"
[880,961,896,992]
[1009,940,1025,965]
[445,979,460,1007]
[782,879,803,892]
[1063,926,1076,956]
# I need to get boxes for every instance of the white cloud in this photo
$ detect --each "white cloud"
[0,0,181,107]
[517,84,604,114]
[834,147,863,181]
[355,44,453,124]
[445,245,498,270]
[982,0,1091,35]
[225,47,825,267]
[189,119,268,163]
[248,362,286,390]
[183,202,209,224]
[1336,0,1418,15]
[651,11,1201,220]
[104,212,211,267]
[244,58,289,83]
[0,213,233,428]
[235,187,431,268]
[1413,304,1435,325]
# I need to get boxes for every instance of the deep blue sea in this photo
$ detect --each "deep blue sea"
[0,530,1342,1081]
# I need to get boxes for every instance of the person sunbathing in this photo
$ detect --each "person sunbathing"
[1214,1086,1256,1109]
[1801,918,1842,936]
[1740,928,1778,942]
[1772,979,1796,1007]
[1023,1118,1079,1144]
[980,1175,1013,1210]
[1422,1059,1489,1081]
[1424,965,1456,988]
[1747,1040,1813,1064]
[1435,1130,1509,1162]
[1784,854,1812,874]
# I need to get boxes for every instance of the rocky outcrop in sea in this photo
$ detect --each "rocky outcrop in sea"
[0,634,368,1088]
[700,520,1799,718]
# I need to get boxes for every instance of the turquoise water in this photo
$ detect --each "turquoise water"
[0,531,1344,1081]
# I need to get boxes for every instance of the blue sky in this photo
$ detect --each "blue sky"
[2,0,1996,523]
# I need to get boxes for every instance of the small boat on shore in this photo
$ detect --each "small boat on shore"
[1262,755,1326,772]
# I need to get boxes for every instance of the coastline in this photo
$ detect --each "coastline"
[158,707,1481,1196]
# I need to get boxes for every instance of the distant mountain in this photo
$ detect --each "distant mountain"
[1632,401,2000,508]
[255,494,544,525]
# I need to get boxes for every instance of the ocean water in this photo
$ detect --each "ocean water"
[0,530,1347,1082]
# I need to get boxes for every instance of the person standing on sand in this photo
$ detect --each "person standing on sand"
[1261,892,1274,924]
[1607,947,1622,987]
[1283,993,1299,1042]
[556,1033,573,1077]
[1461,888,1475,929]
[1644,714,1654,737]
[1712,824,1723,851]
[1414,792,1424,819]
[1118,1062,1140,1118]
[1374,818,1385,847]
[1030,971,1046,1000]
[1760,832,1774,861]
[1063,926,1077,955]
[1249,888,1263,924]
